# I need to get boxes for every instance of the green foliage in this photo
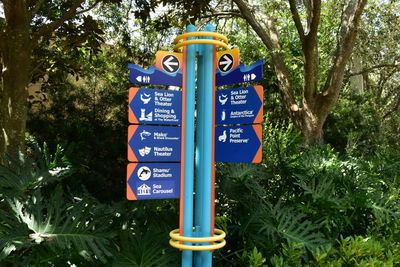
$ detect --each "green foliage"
[215,119,400,266]
[270,242,310,267]
[256,202,328,250]
[0,144,113,264]
[0,142,181,266]
[313,236,400,266]
[112,231,178,266]
[28,44,130,201]
[4,189,113,263]
[0,139,73,197]
[11,1,399,265]
[235,247,267,267]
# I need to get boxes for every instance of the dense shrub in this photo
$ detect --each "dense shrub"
[214,120,400,266]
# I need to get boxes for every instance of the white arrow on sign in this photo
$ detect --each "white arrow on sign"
[164,56,179,72]
[220,54,233,71]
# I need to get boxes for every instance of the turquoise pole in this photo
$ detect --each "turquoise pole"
[194,28,206,267]
[199,23,215,267]
[182,24,197,267]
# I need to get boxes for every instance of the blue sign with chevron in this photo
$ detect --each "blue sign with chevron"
[128,64,183,87]
[127,163,180,200]
[216,86,263,125]
[216,60,264,86]
[128,125,181,162]
[215,125,262,163]
[129,87,182,125]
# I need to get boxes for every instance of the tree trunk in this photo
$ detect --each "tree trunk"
[350,57,364,94]
[233,0,367,144]
[0,0,93,162]
[301,96,328,144]
[0,1,32,162]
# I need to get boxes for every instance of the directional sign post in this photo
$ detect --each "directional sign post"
[216,60,264,86]
[218,53,234,72]
[128,125,181,162]
[126,24,264,267]
[217,48,240,73]
[215,125,262,163]
[127,163,180,200]
[129,51,183,86]
[216,85,263,125]
[129,87,182,125]
[162,55,180,73]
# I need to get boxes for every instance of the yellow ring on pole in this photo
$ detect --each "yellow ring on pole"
[169,228,226,251]
[173,31,228,44]
[173,39,229,51]
[169,228,226,243]
[169,239,226,251]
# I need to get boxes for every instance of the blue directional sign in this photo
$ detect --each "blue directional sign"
[216,60,264,86]
[127,163,180,200]
[216,86,263,125]
[128,64,183,87]
[129,88,182,125]
[128,125,181,162]
[215,125,262,163]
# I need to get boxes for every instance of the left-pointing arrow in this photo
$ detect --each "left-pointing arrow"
[164,56,178,71]
[128,63,183,86]
[162,55,180,73]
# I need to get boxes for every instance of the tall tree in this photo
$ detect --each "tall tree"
[230,0,367,143]
[0,0,121,162]
[0,0,213,162]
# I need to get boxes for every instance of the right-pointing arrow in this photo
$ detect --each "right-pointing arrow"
[218,53,234,72]
[220,55,233,71]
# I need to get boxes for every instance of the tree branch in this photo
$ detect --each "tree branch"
[377,68,397,101]
[30,0,46,18]
[233,0,297,118]
[76,0,102,15]
[323,0,367,98]
[307,0,321,41]
[126,0,133,21]
[33,0,85,42]
[347,63,400,77]
[288,0,305,42]
[302,0,321,103]
[383,97,400,120]
[303,0,312,33]
[200,11,242,19]
[0,24,4,46]
[0,32,4,55]
[0,35,3,79]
